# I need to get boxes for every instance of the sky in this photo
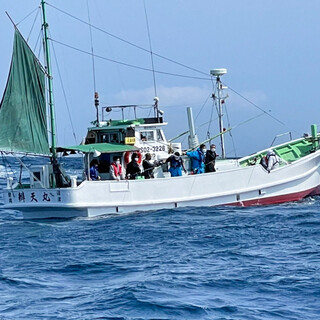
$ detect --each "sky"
[1,0,320,157]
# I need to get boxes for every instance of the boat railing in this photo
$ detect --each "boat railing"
[101,104,163,124]
[270,132,292,147]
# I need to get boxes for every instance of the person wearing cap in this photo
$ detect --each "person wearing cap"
[126,153,141,179]
[165,152,187,177]
[205,144,217,173]
[89,159,101,181]
[186,144,206,174]
[110,156,125,181]
[142,153,161,179]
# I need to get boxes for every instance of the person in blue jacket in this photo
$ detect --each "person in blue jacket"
[186,144,206,174]
[89,160,101,180]
[165,152,187,177]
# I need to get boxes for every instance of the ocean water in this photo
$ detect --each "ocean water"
[0,158,320,319]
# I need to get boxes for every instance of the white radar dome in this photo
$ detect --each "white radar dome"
[210,68,227,76]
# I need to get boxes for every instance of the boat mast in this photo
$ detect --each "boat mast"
[41,0,57,160]
[210,68,227,159]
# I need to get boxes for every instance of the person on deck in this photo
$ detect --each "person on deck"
[110,156,125,181]
[186,144,206,174]
[165,152,187,177]
[126,153,141,179]
[89,160,101,181]
[266,149,280,173]
[142,153,159,179]
[205,144,217,173]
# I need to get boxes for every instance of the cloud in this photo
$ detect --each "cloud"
[110,85,268,113]
[227,90,268,111]
[111,85,212,109]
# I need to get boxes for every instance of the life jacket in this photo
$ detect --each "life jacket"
[111,162,122,176]
[260,156,268,169]
[266,153,279,165]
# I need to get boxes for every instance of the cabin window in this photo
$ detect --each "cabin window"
[33,172,41,181]
[126,127,135,138]
[99,134,106,143]
[99,133,120,143]
[140,131,154,141]
[86,131,96,144]
[110,134,119,143]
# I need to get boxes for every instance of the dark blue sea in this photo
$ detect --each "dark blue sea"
[0,157,320,319]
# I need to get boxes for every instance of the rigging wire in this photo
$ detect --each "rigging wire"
[16,6,39,26]
[0,152,15,184]
[205,78,217,142]
[180,92,214,145]
[224,100,237,158]
[143,0,157,98]
[195,93,212,122]
[12,2,288,134]
[233,112,266,130]
[86,0,98,99]
[26,6,41,42]
[35,29,43,59]
[49,30,78,144]
[44,2,288,136]
[206,99,215,142]
[46,2,209,77]
[49,38,211,81]
[225,82,285,126]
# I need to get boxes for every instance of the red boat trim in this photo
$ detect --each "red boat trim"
[227,186,319,207]
[309,185,320,196]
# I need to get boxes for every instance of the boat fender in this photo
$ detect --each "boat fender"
[124,151,142,165]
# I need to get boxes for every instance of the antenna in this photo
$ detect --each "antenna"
[94,91,99,125]
[210,68,228,159]
[143,0,158,100]
[87,0,99,125]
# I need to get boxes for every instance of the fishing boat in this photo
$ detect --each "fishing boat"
[1,1,320,219]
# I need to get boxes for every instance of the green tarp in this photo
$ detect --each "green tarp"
[61,142,138,154]
[0,30,50,155]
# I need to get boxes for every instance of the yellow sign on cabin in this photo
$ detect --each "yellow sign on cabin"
[125,137,136,145]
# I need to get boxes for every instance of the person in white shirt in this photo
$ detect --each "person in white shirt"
[266,149,280,173]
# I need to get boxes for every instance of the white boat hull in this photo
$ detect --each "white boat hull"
[4,150,320,219]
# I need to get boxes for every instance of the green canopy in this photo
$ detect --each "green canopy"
[60,143,138,154]
[0,30,49,155]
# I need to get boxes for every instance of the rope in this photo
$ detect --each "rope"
[225,83,285,126]
[1,152,16,196]
[27,6,41,42]
[16,6,39,26]
[35,29,43,59]
[224,100,237,157]
[195,93,212,121]
[49,31,78,144]
[86,0,98,100]
[14,155,49,190]
[143,0,157,98]
[46,2,209,78]
[1,152,14,180]
[49,38,211,81]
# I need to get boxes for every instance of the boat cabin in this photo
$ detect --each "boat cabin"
[80,113,182,180]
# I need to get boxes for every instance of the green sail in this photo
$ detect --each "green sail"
[0,30,50,155]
